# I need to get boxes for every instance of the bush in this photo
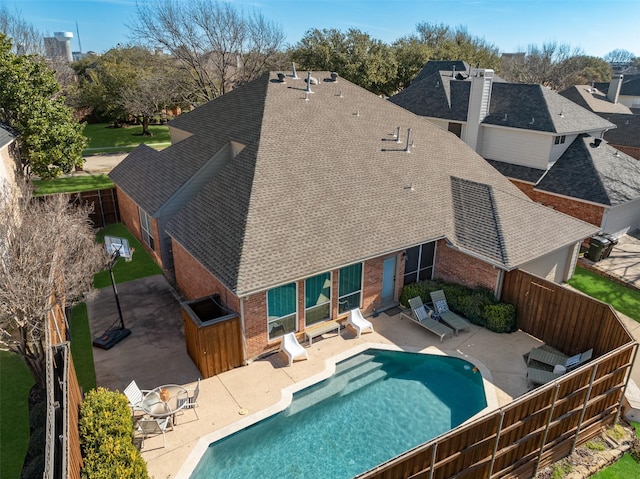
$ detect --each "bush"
[79,388,148,479]
[400,280,516,333]
[484,303,516,333]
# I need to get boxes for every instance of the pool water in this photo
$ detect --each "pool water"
[189,349,487,479]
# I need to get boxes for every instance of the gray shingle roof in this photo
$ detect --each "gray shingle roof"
[114,72,597,296]
[485,159,545,183]
[389,61,615,134]
[535,135,640,206]
[601,113,640,148]
[0,123,16,149]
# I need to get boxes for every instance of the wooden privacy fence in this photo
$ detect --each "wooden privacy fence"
[182,296,244,378]
[68,188,119,228]
[357,269,637,479]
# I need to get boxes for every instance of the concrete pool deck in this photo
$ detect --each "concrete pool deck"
[88,276,541,479]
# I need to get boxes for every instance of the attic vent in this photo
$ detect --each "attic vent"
[277,72,286,82]
[291,62,299,79]
[330,72,338,82]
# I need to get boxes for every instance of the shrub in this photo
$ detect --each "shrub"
[79,388,148,479]
[457,291,496,327]
[484,303,516,333]
[399,282,427,307]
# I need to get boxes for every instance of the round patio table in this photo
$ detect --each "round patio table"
[140,384,188,424]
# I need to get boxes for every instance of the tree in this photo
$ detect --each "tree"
[0,181,106,392]
[0,4,43,55]
[390,37,432,92]
[0,34,87,178]
[290,28,398,96]
[130,0,286,104]
[74,45,186,134]
[499,42,609,91]
[604,49,636,65]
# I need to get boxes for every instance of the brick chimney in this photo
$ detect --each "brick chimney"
[464,69,494,152]
[607,74,624,104]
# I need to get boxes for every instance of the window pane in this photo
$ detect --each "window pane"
[418,267,433,282]
[338,292,361,314]
[305,273,331,309]
[419,242,435,269]
[403,271,418,286]
[268,314,296,340]
[404,246,419,275]
[305,303,330,327]
[339,263,362,297]
[267,283,296,321]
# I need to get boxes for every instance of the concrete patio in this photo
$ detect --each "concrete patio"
[86,278,543,479]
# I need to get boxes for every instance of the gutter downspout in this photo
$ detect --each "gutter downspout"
[239,297,247,365]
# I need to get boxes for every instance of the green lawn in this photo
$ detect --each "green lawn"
[31,174,114,196]
[0,351,34,479]
[94,223,163,288]
[592,453,640,478]
[83,123,170,155]
[69,303,96,393]
[567,266,640,322]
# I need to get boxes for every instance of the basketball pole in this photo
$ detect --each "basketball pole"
[109,247,126,331]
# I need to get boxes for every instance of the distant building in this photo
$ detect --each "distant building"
[44,32,73,63]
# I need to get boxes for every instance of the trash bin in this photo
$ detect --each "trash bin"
[587,235,610,262]
[601,234,618,259]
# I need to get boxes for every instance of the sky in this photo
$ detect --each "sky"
[1,0,639,58]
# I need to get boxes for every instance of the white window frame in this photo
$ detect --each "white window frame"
[554,135,566,145]
[338,262,364,314]
[304,272,332,327]
[138,208,154,250]
[267,282,298,340]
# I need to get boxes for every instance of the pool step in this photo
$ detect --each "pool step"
[339,367,387,397]
[284,354,381,416]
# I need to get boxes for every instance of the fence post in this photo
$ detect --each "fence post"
[533,383,560,477]
[429,443,437,479]
[487,410,504,478]
[571,364,599,454]
[615,343,640,424]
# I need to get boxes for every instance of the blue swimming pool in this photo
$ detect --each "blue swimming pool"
[189,349,487,479]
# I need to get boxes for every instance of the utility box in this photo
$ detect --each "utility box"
[587,235,610,262]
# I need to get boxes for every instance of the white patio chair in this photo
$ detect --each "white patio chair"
[137,417,173,449]
[346,308,374,338]
[123,380,150,413]
[177,378,200,420]
[279,332,308,367]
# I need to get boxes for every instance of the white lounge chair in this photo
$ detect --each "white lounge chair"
[346,308,374,338]
[401,297,454,342]
[279,332,309,367]
[429,290,471,335]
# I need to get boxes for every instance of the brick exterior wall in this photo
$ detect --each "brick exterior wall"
[433,239,499,290]
[512,180,605,228]
[115,187,163,266]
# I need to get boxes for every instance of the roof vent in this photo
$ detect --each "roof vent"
[330,72,338,82]
[593,138,602,148]
[277,72,286,82]
[559,110,564,117]
[291,62,299,79]
[395,126,401,143]
[529,117,535,124]
[502,113,508,121]
[404,128,413,153]
[614,150,620,157]
[305,72,315,93]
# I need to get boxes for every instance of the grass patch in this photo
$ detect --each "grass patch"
[31,174,114,196]
[592,453,640,478]
[94,223,162,288]
[70,303,96,392]
[0,350,34,479]
[631,421,640,438]
[567,266,640,322]
[83,123,170,154]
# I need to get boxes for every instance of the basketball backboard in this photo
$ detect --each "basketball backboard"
[104,235,133,261]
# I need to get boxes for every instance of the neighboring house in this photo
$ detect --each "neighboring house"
[0,123,20,191]
[110,71,597,361]
[390,61,640,238]
[595,74,640,109]
[561,76,640,160]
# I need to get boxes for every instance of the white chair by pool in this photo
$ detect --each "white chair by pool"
[346,308,374,338]
[280,332,309,367]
